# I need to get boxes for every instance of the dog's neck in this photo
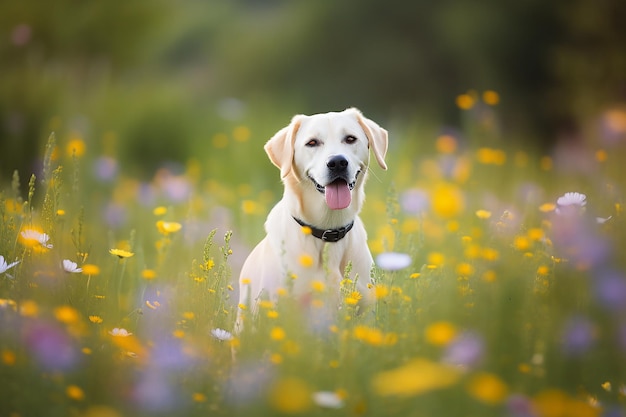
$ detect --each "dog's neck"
[292,216,354,242]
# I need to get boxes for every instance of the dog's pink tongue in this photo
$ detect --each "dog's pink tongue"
[325,180,351,210]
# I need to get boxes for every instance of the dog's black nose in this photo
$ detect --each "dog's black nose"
[326,155,348,172]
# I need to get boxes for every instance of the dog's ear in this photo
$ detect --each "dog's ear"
[264,115,303,178]
[350,108,388,170]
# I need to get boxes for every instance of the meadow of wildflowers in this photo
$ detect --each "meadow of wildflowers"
[1,95,626,417]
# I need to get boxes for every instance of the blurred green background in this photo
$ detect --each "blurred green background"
[1,0,625,184]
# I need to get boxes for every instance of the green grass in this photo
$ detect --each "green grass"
[1,109,625,417]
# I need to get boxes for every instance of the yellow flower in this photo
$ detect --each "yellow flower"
[481,248,500,261]
[456,263,474,277]
[4,199,23,214]
[54,305,80,324]
[425,321,457,346]
[267,310,279,319]
[456,94,475,110]
[372,358,461,397]
[269,377,312,414]
[141,269,157,280]
[270,326,286,341]
[81,264,100,275]
[2,350,16,366]
[66,135,86,157]
[539,203,556,213]
[89,315,103,323]
[466,372,508,405]
[233,125,251,142]
[527,228,544,241]
[431,184,465,219]
[427,252,446,267]
[475,209,492,219]
[537,265,550,276]
[66,384,85,401]
[182,311,195,320]
[299,254,314,268]
[345,291,362,306]
[156,220,182,235]
[19,300,39,317]
[513,236,531,251]
[212,133,228,148]
[482,90,500,106]
[374,284,389,300]
[109,248,134,258]
[311,280,325,292]
[153,206,168,216]
[435,135,457,154]
[482,270,497,282]
[540,156,553,171]
[241,200,261,215]
[270,353,283,364]
[476,148,507,165]
[192,393,207,403]
[532,389,600,417]
[345,297,359,305]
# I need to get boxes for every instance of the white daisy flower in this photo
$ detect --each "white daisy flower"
[20,229,53,248]
[211,328,234,341]
[376,252,412,271]
[108,327,133,337]
[0,256,20,275]
[596,216,612,224]
[557,192,587,207]
[555,192,587,215]
[62,259,83,273]
[312,391,344,409]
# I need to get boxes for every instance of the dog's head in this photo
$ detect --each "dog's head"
[265,108,388,211]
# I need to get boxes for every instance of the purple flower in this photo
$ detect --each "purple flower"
[594,270,626,311]
[442,331,484,368]
[134,370,181,413]
[400,189,430,214]
[551,217,611,268]
[103,202,128,228]
[23,321,79,371]
[94,156,118,182]
[151,339,195,371]
[506,394,536,417]
[225,361,274,406]
[561,316,596,356]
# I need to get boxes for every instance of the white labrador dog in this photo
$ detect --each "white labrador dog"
[237,108,387,329]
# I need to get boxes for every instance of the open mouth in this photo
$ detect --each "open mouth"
[308,171,360,210]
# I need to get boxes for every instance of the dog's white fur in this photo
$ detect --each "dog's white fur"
[237,108,387,329]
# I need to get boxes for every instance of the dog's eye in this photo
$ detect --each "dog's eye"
[344,135,357,144]
[305,139,320,147]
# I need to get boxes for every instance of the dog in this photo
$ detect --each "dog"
[236,108,388,330]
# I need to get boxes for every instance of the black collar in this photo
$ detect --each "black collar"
[292,217,354,242]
